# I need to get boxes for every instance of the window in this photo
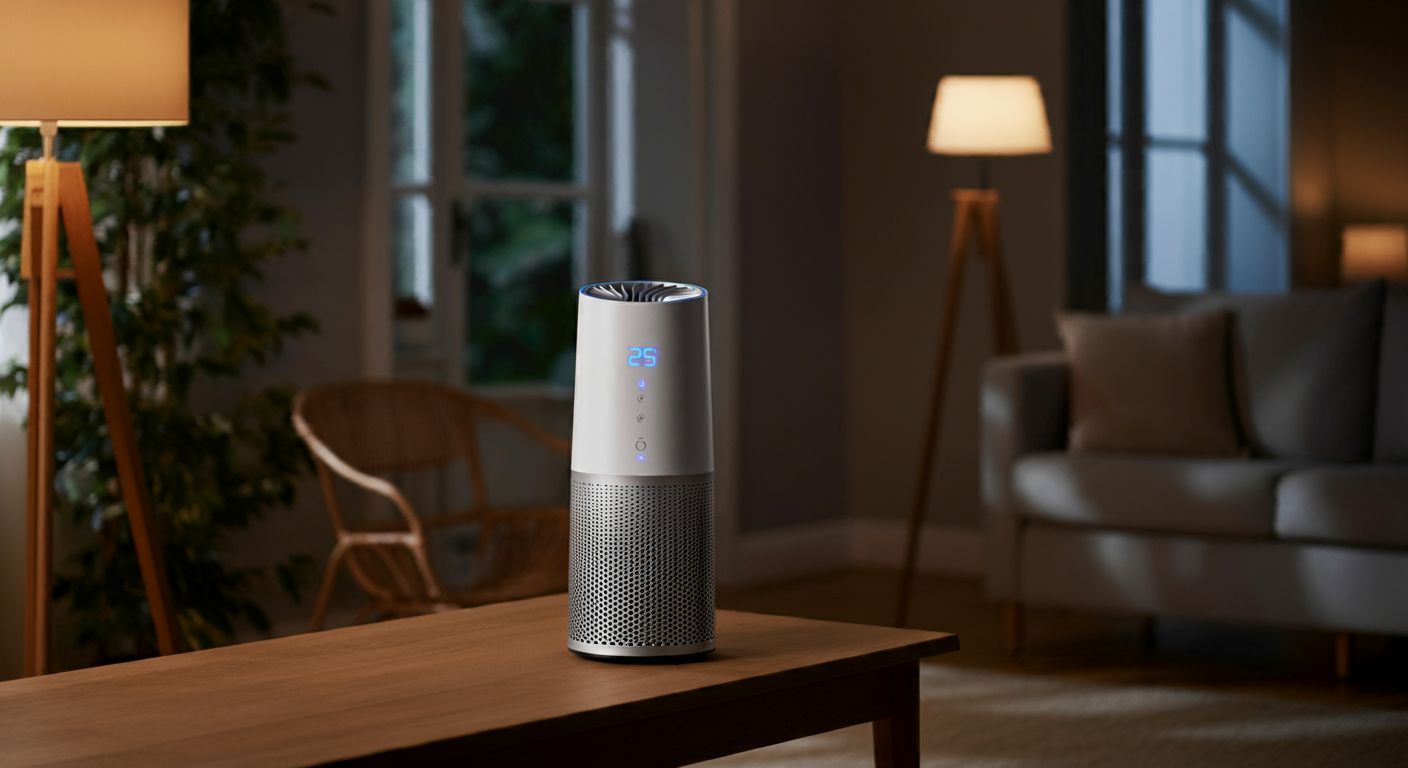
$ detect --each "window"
[1106,0,1289,308]
[391,0,433,315]
[388,0,600,386]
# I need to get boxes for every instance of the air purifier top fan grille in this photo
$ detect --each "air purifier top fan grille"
[581,280,705,303]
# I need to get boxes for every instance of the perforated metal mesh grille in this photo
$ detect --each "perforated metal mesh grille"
[568,477,715,648]
[582,281,704,303]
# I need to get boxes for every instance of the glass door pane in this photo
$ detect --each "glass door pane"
[463,0,580,182]
[391,0,434,318]
[1107,146,1123,308]
[1146,148,1208,291]
[392,0,432,184]
[1224,0,1288,292]
[460,0,588,387]
[393,194,434,312]
[464,198,579,385]
[1145,0,1207,141]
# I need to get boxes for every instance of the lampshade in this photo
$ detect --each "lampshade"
[1342,224,1408,283]
[927,76,1051,156]
[0,0,188,127]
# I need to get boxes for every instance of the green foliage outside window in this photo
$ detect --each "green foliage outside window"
[465,198,577,385]
[0,0,326,663]
[463,0,578,385]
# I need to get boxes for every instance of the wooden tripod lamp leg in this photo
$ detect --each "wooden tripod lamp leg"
[22,158,59,677]
[57,163,180,657]
[975,194,1019,356]
[895,195,976,627]
[894,190,1021,628]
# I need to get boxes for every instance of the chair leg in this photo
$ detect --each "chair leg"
[309,541,349,632]
[408,541,442,601]
[1003,603,1024,658]
[353,601,380,625]
[1334,632,1354,682]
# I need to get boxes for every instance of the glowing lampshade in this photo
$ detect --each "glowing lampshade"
[927,75,1051,156]
[0,0,188,127]
[1342,224,1408,283]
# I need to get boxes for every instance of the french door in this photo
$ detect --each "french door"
[385,0,608,390]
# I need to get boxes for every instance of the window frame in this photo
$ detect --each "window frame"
[376,0,611,391]
[1076,0,1290,311]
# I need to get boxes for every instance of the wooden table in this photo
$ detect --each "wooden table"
[0,594,957,767]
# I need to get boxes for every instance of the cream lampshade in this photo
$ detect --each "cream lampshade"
[926,75,1052,156]
[1342,224,1408,283]
[0,0,188,127]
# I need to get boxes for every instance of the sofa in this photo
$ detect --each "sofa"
[981,281,1408,674]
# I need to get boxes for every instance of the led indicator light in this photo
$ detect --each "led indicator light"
[637,378,647,389]
[636,453,646,462]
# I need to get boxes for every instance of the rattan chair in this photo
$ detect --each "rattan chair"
[292,380,571,630]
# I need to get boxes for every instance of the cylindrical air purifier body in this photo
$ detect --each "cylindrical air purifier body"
[568,280,715,659]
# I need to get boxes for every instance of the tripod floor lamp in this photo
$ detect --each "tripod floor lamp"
[894,75,1051,627]
[1,0,189,675]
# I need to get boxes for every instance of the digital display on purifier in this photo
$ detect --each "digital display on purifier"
[626,346,658,367]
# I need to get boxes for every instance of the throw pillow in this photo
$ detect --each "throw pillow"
[1125,281,1384,462]
[1057,310,1241,456]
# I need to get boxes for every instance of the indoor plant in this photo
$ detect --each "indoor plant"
[0,0,328,662]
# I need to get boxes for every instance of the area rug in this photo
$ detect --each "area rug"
[703,664,1408,767]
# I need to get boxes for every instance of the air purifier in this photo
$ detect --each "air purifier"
[568,280,715,660]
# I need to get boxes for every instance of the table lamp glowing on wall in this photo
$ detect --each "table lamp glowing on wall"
[895,75,1052,629]
[0,0,188,676]
[1342,224,1408,283]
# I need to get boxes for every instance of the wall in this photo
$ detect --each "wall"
[842,0,1067,528]
[1292,0,1408,285]
[221,0,370,630]
[736,0,847,532]
[628,0,699,282]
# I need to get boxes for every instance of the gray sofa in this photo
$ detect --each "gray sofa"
[981,281,1408,670]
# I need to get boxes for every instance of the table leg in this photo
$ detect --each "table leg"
[872,660,919,768]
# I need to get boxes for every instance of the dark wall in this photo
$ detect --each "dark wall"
[737,0,847,532]
[228,0,370,627]
[1292,0,1408,285]
[842,0,1066,527]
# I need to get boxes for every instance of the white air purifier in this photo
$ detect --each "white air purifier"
[568,280,715,660]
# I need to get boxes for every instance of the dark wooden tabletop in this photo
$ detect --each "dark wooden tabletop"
[0,594,957,767]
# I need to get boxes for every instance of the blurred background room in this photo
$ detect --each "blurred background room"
[2,0,1408,765]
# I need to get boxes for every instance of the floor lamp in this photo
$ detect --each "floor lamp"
[0,0,190,675]
[894,76,1051,627]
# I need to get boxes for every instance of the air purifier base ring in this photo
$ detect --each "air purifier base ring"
[567,639,715,660]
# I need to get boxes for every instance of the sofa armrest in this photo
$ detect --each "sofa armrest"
[981,352,1069,600]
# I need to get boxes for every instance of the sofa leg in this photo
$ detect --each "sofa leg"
[1003,603,1024,657]
[1334,632,1354,682]
[1138,616,1157,655]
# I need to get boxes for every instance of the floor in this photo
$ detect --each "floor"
[718,569,1408,710]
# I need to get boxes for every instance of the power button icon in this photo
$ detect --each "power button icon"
[635,438,647,451]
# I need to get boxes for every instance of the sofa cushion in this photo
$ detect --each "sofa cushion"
[1056,311,1240,456]
[1013,452,1296,537]
[1275,467,1408,549]
[1376,284,1408,462]
[1127,282,1384,463]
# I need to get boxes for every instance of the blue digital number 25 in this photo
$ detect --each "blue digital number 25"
[627,346,658,367]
